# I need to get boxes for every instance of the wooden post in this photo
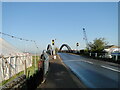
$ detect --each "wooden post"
[24,60,27,75]
[9,57,11,79]
[15,56,17,75]
[95,53,97,57]
[90,53,91,56]
[34,54,36,72]
[115,55,118,61]
[1,56,5,82]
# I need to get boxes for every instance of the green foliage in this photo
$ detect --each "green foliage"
[0,71,24,86]
[87,38,108,53]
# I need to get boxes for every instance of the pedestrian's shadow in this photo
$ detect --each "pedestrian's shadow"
[38,61,79,88]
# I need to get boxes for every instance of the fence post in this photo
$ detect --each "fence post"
[24,60,27,75]
[31,55,32,67]
[15,56,17,75]
[95,53,97,57]
[34,54,36,72]
[105,53,107,58]
[24,53,27,75]
[8,57,11,79]
[1,56,4,82]
[115,55,118,61]
[90,53,91,56]
[16,56,18,74]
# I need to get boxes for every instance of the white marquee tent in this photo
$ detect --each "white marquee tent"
[0,38,24,56]
[0,38,32,83]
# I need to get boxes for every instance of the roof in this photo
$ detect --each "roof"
[105,45,120,49]
[0,38,24,57]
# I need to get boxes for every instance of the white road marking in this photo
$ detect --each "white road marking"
[62,60,94,65]
[101,65,120,73]
[83,60,94,64]
[63,60,82,62]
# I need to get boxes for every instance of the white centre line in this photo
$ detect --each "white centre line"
[101,65,120,73]
[83,61,94,64]
[63,60,82,62]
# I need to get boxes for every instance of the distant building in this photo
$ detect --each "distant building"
[104,45,120,53]
[103,45,120,58]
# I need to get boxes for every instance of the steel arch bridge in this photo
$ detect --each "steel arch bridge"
[47,44,52,55]
[47,44,52,51]
[59,44,72,51]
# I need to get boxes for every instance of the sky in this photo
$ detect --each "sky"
[2,2,118,53]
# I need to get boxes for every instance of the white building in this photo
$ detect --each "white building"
[104,45,120,53]
[104,45,120,59]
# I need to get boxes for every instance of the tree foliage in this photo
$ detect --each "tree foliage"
[87,38,108,53]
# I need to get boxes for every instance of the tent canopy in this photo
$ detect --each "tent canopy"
[0,38,24,57]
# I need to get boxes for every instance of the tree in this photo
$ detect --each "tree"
[87,38,108,53]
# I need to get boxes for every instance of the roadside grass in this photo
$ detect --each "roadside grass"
[0,71,24,86]
[32,56,40,71]
[0,56,40,86]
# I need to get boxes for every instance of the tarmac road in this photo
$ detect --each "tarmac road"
[58,53,120,88]
[37,55,85,88]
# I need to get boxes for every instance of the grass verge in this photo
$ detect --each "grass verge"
[0,55,40,86]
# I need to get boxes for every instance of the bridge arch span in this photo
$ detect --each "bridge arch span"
[47,44,52,55]
[59,44,72,51]
[47,44,52,51]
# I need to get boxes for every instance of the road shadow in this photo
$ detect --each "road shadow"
[37,60,83,89]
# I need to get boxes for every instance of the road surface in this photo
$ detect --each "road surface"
[58,53,120,88]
